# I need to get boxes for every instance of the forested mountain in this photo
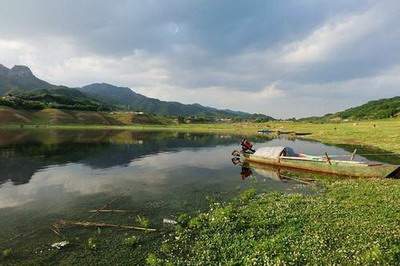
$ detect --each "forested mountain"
[0,64,274,120]
[80,83,273,119]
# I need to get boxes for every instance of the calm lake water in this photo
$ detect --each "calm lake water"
[0,129,397,264]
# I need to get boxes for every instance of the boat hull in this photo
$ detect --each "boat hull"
[243,154,400,178]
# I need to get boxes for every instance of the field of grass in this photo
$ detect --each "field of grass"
[156,179,400,265]
[266,119,400,153]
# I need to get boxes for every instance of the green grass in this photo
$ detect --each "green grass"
[158,180,400,265]
[266,119,400,153]
[3,118,400,153]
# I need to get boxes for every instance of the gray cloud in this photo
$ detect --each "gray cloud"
[0,0,399,118]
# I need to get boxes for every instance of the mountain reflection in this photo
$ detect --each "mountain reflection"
[0,129,238,185]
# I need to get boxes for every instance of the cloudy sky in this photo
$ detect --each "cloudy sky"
[1,0,399,118]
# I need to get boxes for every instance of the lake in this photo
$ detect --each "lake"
[0,129,392,264]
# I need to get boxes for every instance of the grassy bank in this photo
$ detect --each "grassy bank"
[266,119,400,153]
[3,118,400,153]
[156,179,400,265]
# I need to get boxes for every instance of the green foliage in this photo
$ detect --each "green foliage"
[123,236,139,247]
[0,89,112,111]
[136,215,150,228]
[158,180,400,264]
[338,97,400,119]
[176,213,190,225]
[2,248,12,258]
[146,253,161,266]
[87,237,97,250]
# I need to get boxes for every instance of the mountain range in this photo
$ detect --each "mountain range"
[0,64,273,120]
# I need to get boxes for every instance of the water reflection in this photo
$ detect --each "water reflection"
[0,129,379,259]
[0,130,241,185]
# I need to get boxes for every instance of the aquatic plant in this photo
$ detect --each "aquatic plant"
[146,253,161,266]
[87,237,97,250]
[2,248,12,258]
[135,215,150,228]
[123,236,139,247]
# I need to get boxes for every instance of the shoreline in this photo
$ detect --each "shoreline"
[1,118,399,153]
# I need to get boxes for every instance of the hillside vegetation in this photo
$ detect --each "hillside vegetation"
[0,89,111,111]
[300,96,400,122]
[80,83,273,120]
[0,106,171,125]
[337,96,400,119]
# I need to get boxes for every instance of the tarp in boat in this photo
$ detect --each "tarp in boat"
[253,146,297,159]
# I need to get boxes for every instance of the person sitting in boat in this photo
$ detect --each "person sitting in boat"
[241,138,255,154]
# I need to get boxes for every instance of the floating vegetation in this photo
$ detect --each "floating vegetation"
[146,253,161,266]
[123,236,139,247]
[135,215,150,229]
[2,248,12,258]
[86,237,97,250]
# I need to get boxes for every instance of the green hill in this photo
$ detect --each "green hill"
[0,64,110,111]
[337,97,400,120]
[299,96,400,122]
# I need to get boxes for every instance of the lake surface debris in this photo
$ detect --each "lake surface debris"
[54,219,156,232]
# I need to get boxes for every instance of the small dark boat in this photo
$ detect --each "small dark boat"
[294,132,312,136]
[257,129,272,134]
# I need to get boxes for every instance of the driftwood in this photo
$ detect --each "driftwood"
[350,149,358,161]
[50,226,62,237]
[56,219,156,232]
[88,209,132,213]
[325,152,332,165]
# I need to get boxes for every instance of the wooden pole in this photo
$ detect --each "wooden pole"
[325,152,332,165]
[88,209,132,213]
[350,149,357,161]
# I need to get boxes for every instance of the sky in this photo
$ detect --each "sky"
[0,0,399,118]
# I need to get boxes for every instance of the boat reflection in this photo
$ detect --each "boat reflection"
[233,159,318,185]
[240,165,253,180]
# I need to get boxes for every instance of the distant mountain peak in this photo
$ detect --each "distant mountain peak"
[0,64,9,75]
[9,65,34,78]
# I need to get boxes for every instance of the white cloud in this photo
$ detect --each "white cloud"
[280,4,386,64]
[0,1,399,118]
